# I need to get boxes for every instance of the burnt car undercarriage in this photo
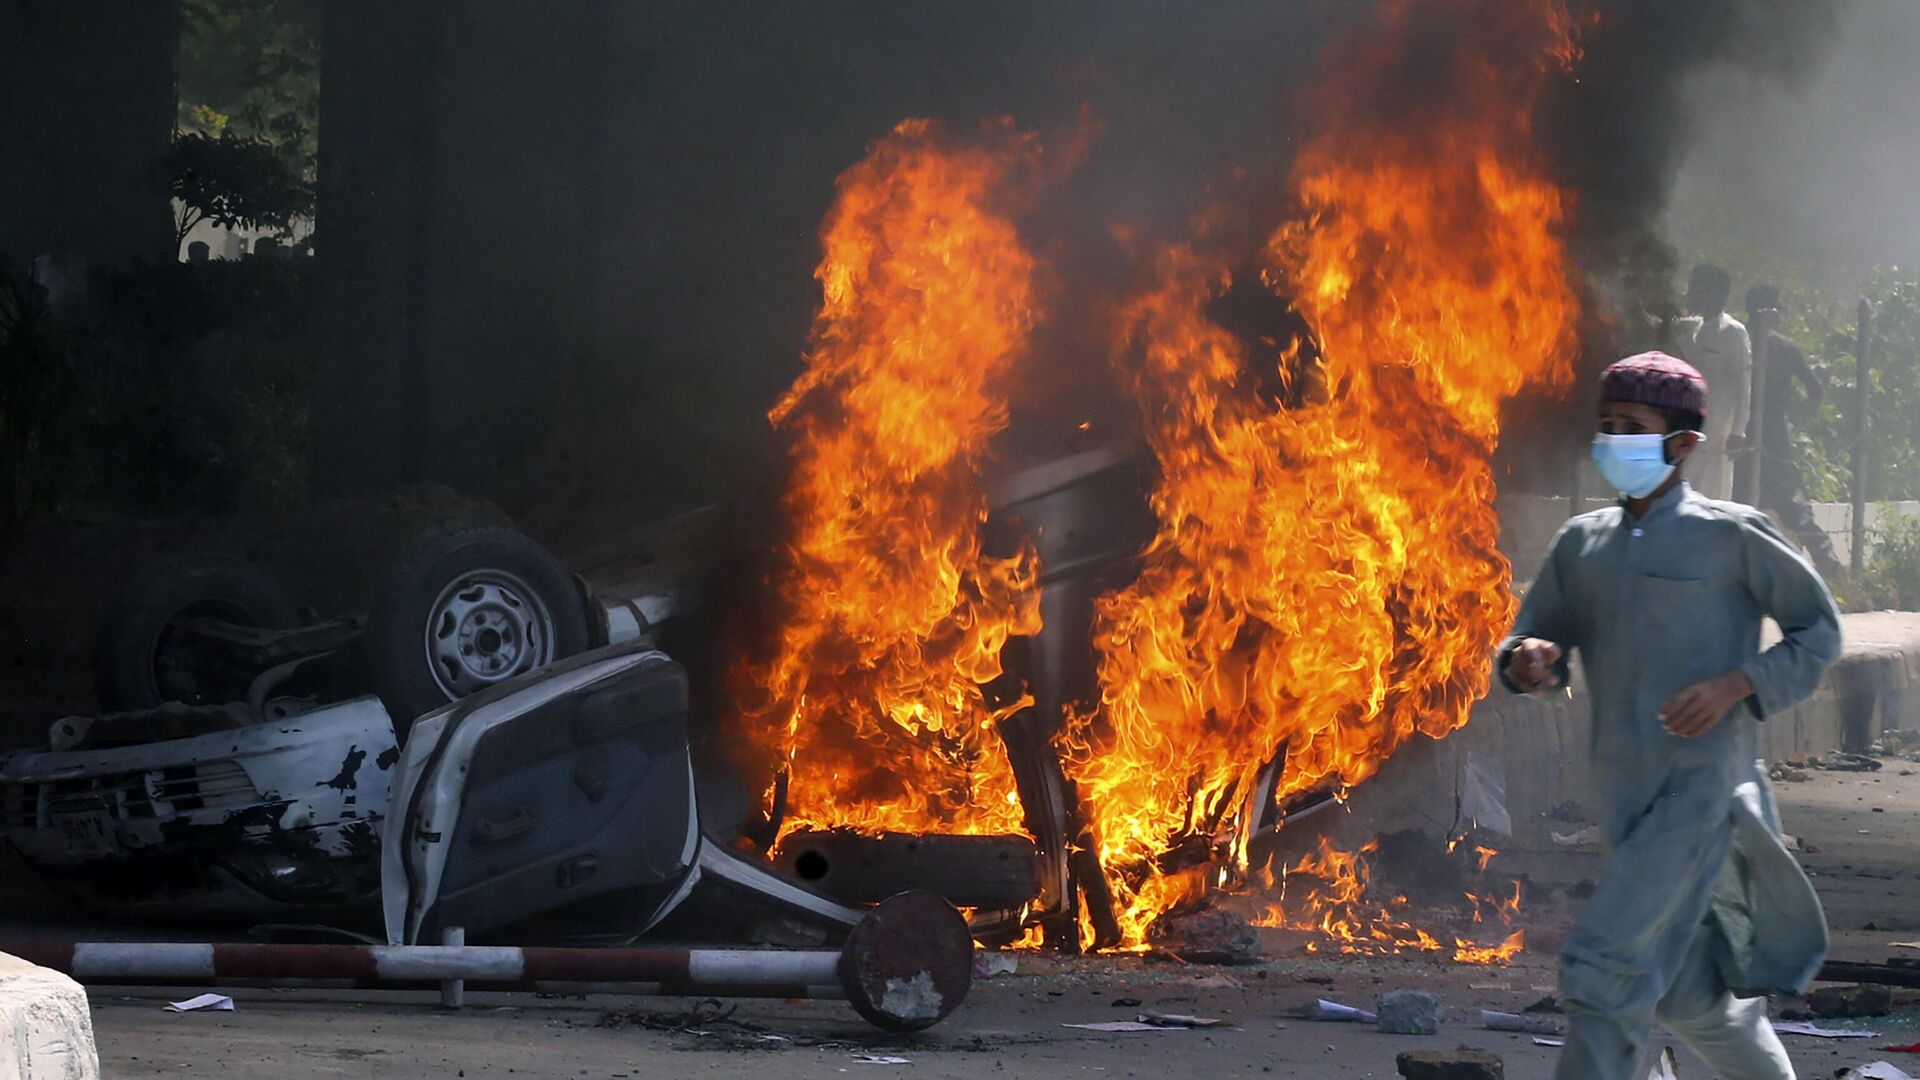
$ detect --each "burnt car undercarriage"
[0,446,1344,958]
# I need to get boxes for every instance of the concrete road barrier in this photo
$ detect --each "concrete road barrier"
[0,952,98,1080]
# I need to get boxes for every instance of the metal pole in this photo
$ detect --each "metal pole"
[1743,308,1775,507]
[1853,299,1874,574]
[439,925,464,1009]
[1,892,975,1033]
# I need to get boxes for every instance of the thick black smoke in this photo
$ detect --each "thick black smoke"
[1544,0,1843,294]
[1493,0,1844,491]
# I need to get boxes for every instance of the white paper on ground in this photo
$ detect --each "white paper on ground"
[1461,750,1513,837]
[164,993,235,1012]
[1534,1037,1565,1047]
[1312,999,1378,1023]
[1482,1009,1564,1035]
[852,1055,912,1064]
[1773,1021,1879,1038]
[1841,1064,1915,1080]
[1062,1021,1178,1033]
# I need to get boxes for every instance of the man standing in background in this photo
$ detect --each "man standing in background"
[1743,284,1842,575]
[1678,264,1753,500]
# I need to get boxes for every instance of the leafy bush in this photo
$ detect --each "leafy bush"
[1853,515,1920,612]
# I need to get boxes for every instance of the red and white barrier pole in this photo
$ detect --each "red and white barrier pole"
[1,891,974,1032]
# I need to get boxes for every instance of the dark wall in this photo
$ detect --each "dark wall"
[0,0,177,273]
[312,2,1341,534]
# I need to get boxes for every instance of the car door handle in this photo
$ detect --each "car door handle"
[472,807,534,844]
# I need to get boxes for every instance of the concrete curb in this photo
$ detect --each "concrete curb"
[0,953,98,1080]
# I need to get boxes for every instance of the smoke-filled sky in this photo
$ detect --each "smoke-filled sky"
[1667,1,1920,291]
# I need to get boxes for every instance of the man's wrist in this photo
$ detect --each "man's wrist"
[1724,669,1756,698]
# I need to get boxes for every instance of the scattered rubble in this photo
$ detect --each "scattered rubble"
[1821,752,1885,773]
[1551,825,1603,847]
[1812,985,1895,1019]
[1771,763,1811,782]
[972,953,1018,978]
[1145,906,1263,965]
[1377,990,1444,1035]
[1395,1048,1504,1080]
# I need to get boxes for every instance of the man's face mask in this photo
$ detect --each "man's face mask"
[1591,432,1681,499]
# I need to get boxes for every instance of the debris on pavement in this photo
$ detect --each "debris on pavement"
[164,993,234,1013]
[1551,825,1603,847]
[1459,751,1513,838]
[1774,1021,1881,1039]
[1395,1048,1505,1080]
[1376,989,1444,1035]
[1137,1012,1223,1028]
[1521,996,1563,1014]
[1110,997,1143,1008]
[1145,905,1263,965]
[972,952,1018,978]
[1646,1046,1679,1080]
[1062,1021,1180,1033]
[1836,1063,1915,1080]
[1481,1009,1564,1035]
[852,1055,912,1065]
[1770,763,1811,782]
[1533,1037,1565,1047]
[1304,998,1378,1023]
[1813,985,1896,1018]
[1820,752,1885,773]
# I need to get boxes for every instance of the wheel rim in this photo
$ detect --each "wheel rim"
[422,569,557,700]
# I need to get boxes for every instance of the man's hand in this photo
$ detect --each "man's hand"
[1505,638,1564,693]
[1659,670,1757,738]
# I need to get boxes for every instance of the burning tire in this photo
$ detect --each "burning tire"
[93,554,301,711]
[366,527,590,730]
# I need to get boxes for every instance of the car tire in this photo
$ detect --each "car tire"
[366,526,591,731]
[93,554,300,711]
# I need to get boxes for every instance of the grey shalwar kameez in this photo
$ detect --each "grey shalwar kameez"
[1500,483,1841,1080]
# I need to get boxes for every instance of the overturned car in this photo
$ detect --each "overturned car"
[1,448,1344,946]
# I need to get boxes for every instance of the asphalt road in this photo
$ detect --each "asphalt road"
[57,763,1920,1079]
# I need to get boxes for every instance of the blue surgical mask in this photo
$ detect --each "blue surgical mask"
[1591,432,1677,498]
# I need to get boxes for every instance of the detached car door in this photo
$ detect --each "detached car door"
[383,643,701,945]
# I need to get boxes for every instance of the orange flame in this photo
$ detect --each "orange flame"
[744,118,1044,837]
[740,0,1583,948]
[1255,838,1527,965]
[1254,838,1444,956]
[1066,0,1581,943]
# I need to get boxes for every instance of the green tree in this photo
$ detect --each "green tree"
[1789,272,1920,503]
[169,130,316,249]
[176,0,321,174]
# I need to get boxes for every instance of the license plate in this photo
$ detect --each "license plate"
[53,805,117,858]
